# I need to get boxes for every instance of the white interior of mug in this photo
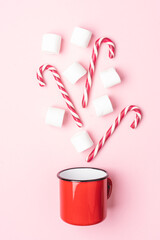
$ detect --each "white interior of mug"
[58,167,108,181]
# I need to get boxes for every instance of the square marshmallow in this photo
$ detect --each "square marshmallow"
[93,95,113,117]
[71,130,94,153]
[63,62,87,84]
[45,107,65,128]
[71,27,92,48]
[100,68,121,88]
[41,33,61,54]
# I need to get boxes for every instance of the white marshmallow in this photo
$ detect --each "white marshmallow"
[45,107,65,128]
[100,68,121,88]
[93,95,113,117]
[71,130,94,153]
[63,62,87,84]
[71,27,92,48]
[41,33,61,54]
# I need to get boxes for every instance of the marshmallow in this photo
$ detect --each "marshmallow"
[63,62,87,84]
[93,95,113,117]
[100,68,121,88]
[41,33,61,54]
[71,27,92,48]
[71,130,94,153]
[45,107,65,127]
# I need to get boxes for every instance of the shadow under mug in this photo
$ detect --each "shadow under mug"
[57,167,112,226]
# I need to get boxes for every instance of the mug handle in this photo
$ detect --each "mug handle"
[107,178,112,199]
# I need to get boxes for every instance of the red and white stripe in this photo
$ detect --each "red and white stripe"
[37,64,83,127]
[82,37,115,108]
[86,105,142,162]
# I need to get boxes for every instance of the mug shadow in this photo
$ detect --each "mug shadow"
[104,169,120,209]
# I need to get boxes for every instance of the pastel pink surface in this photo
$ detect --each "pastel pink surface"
[0,0,159,240]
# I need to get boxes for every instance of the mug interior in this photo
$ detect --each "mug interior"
[57,167,108,182]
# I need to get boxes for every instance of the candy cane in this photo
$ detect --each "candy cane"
[86,105,142,162]
[82,37,115,108]
[37,64,83,127]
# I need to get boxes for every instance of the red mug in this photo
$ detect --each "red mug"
[57,167,112,226]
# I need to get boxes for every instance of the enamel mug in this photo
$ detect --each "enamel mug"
[57,167,112,226]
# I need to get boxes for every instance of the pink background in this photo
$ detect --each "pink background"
[0,0,160,239]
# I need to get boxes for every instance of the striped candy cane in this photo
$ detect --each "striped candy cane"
[82,37,115,108]
[86,105,142,162]
[37,64,83,127]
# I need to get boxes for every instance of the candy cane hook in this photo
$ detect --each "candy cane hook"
[36,64,83,127]
[86,105,142,162]
[82,37,115,108]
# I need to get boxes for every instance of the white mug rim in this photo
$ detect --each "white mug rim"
[57,167,108,182]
